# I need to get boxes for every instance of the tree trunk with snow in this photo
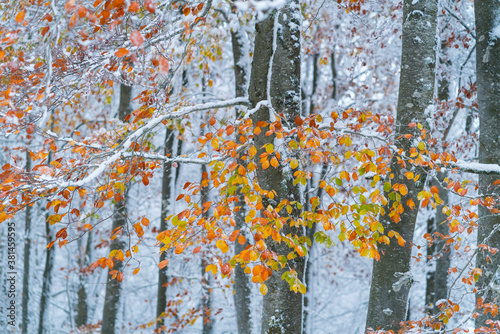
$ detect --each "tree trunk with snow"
[22,150,31,334]
[425,37,451,316]
[75,232,91,328]
[38,189,55,334]
[201,162,213,334]
[102,84,132,334]
[248,1,304,332]
[156,127,174,332]
[474,0,500,329]
[365,0,437,331]
[231,14,253,334]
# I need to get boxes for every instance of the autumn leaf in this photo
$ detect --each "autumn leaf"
[216,239,229,253]
[15,10,25,24]
[115,48,129,57]
[158,259,169,269]
[144,0,156,13]
[260,284,268,295]
[130,31,144,47]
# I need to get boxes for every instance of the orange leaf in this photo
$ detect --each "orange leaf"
[115,48,129,57]
[399,184,408,196]
[175,244,185,254]
[229,230,239,242]
[430,186,439,194]
[270,157,279,168]
[193,246,201,254]
[117,272,124,282]
[158,259,169,269]
[133,268,140,275]
[15,10,25,23]
[141,217,149,226]
[128,1,140,12]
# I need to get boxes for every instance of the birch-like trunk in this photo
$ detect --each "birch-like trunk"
[365,0,437,331]
[248,1,304,332]
[102,84,132,334]
[474,0,500,329]
[22,149,31,334]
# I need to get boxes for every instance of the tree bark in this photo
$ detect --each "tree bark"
[230,12,253,334]
[248,1,304,333]
[303,51,328,334]
[365,0,437,331]
[474,0,500,329]
[156,128,174,332]
[201,162,213,334]
[38,186,55,334]
[76,232,92,328]
[102,83,132,334]
[425,174,450,315]
[425,38,451,316]
[22,150,31,334]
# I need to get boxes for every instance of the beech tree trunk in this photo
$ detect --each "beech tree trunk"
[201,162,213,334]
[365,0,437,331]
[76,232,91,328]
[248,1,304,333]
[303,51,328,334]
[425,39,451,316]
[231,15,253,334]
[38,184,55,334]
[102,84,132,334]
[22,150,31,334]
[156,127,174,332]
[474,0,500,329]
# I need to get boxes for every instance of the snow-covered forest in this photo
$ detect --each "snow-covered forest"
[1,0,500,333]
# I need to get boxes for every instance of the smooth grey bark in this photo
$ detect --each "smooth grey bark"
[102,84,132,334]
[76,232,92,328]
[474,0,500,329]
[38,182,55,334]
[425,174,450,315]
[22,150,31,334]
[425,39,451,316]
[365,0,437,331]
[248,1,304,333]
[231,17,253,334]
[201,163,213,334]
[156,127,174,332]
[303,51,328,334]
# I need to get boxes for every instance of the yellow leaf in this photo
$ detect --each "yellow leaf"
[290,159,299,169]
[216,239,229,253]
[249,146,257,157]
[404,171,414,180]
[399,184,408,196]
[417,142,425,151]
[260,284,268,296]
